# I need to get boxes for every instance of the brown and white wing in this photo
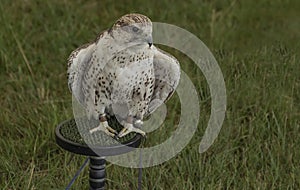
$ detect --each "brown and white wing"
[67,42,96,105]
[147,47,180,115]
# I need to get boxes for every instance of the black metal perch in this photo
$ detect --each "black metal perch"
[55,118,143,189]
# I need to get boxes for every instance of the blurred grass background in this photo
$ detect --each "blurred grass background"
[0,0,299,189]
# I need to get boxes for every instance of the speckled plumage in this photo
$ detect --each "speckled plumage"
[67,13,180,137]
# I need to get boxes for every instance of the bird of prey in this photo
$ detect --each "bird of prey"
[67,13,180,138]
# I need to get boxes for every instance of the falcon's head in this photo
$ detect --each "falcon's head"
[109,13,153,48]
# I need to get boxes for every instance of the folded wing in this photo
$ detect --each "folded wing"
[67,42,96,105]
[147,47,181,115]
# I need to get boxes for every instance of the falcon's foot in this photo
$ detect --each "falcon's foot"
[118,121,146,138]
[89,121,117,137]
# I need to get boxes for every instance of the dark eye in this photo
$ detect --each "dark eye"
[132,26,139,32]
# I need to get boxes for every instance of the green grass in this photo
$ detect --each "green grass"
[0,0,299,189]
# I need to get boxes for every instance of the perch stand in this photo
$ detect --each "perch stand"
[55,118,142,190]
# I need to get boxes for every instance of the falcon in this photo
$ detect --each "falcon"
[67,13,180,138]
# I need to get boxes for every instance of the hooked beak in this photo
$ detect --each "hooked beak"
[147,36,153,47]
